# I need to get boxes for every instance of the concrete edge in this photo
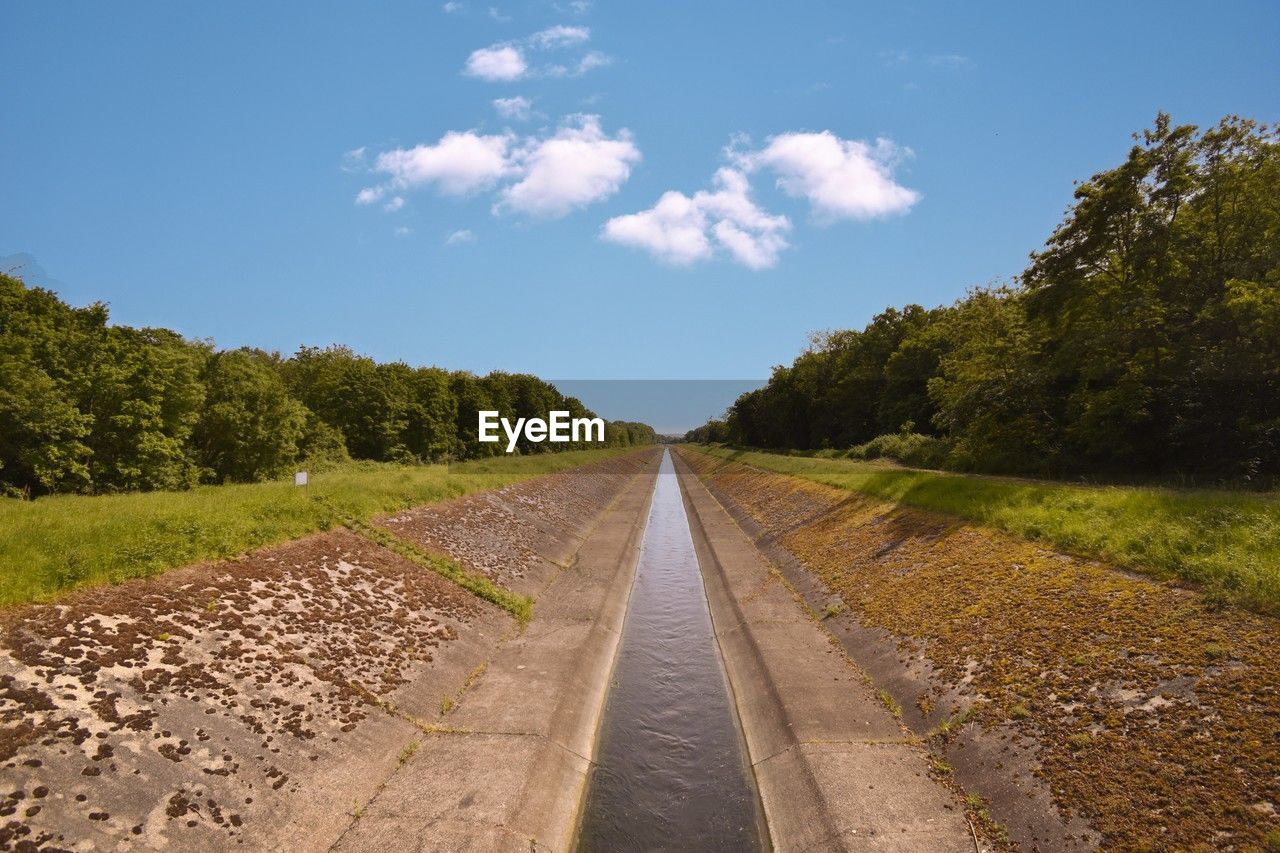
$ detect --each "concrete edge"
[555,456,662,848]
[671,451,841,850]
[326,449,662,852]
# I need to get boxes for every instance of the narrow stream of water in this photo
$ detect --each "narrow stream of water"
[576,449,764,852]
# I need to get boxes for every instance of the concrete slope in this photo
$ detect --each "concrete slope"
[0,449,659,852]
[673,452,973,853]
[330,454,661,852]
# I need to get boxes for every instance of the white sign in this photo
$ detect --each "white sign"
[294,471,309,487]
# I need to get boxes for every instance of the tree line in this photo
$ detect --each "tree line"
[0,277,655,497]
[687,115,1279,485]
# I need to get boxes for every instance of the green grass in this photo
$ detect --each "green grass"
[0,448,638,608]
[690,445,1280,614]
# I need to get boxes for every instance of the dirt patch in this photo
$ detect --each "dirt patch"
[679,447,1280,852]
[380,452,655,593]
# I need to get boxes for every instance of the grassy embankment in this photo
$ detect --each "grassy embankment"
[0,448,639,612]
[691,445,1280,613]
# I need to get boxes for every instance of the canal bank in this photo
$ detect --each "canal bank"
[333,450,662,852]
[672,449,973,852]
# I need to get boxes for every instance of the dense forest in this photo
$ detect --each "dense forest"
[0,275,655,497]
[688,115,1280,485]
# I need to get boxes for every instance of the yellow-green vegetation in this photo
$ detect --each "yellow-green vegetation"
[876,689,903,718]
[0,448,636,607]
[683,448,1280,849]
[440,662,488,717]
[695,445,1280,613]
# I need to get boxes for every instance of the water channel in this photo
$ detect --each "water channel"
[576,449,764,851]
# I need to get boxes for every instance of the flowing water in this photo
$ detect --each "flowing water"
[576,450,764,851]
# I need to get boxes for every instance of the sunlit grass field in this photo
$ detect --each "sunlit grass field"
[0,448,638,607]
[692,445,1280,614]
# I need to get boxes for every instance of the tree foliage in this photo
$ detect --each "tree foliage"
[0,277,652,497]
[692,115,1280,484]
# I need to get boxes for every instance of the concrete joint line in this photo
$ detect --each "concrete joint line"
[424,728,596,765]
[752,736,923,768]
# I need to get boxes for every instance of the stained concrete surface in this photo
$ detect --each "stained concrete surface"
[0,450,659,851]
[673,450,974,853]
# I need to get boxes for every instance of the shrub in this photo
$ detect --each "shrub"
[847,432,952,469]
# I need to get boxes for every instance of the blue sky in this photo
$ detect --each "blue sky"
[3,1,1277,381]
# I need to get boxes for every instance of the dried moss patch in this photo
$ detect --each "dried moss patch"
[681,447,1280,850]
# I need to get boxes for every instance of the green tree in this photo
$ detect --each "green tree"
[81,327,207,491]
[281,346,408,461]
[927,287,1057,473]
[0,274,96,494]
[194,349,309,482]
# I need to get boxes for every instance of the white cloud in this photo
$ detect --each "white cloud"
[738,131,919,221]
[442,1,462,12]
[602,191,712,265]
[603,167,790,269]
[465,25,608,81]
[492,95,533,121]
[498,115,640,217]
[928,53,971,67]
[529,25,590,49]
[488,6,512,22]
[360,130,514,200]
[353,115,637,219]
[342,147,367,172]
[464,45,527,81]
[394,226,413,237]
[576,51,611,73]
[545,50,612,78]
[445,228,476,244]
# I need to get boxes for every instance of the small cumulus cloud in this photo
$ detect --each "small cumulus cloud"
[603,168,790,270]
[394,226,413,237]
[463,25,609,81]
[445,228,476,244]
[360,130,515,199]
[464,44,528,81]
[352,115,637,220]
[488,6,512,22]
[576,50,611,73]
[497,115,640,217]
[383,196,406,212]
[529,24,590,49]
[442,1,462,12]
[493,95,533,121]
[735,131,919,221]
[603,130,919,269]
